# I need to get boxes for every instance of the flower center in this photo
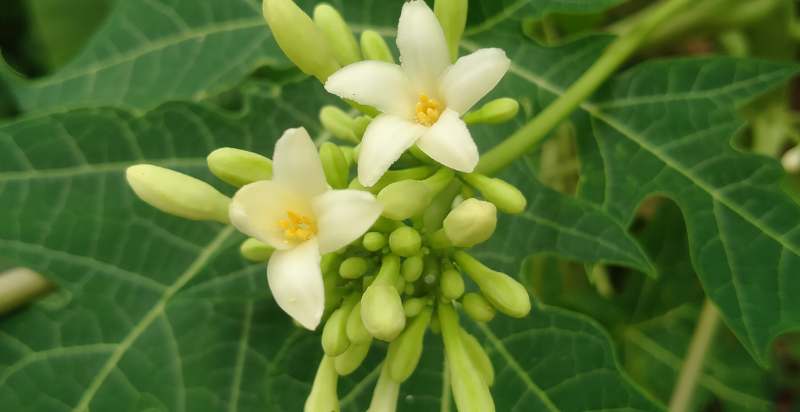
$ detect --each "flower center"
[415,95,443,127]
[278,211,317,242]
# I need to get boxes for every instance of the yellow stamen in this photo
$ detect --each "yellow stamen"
[415,95,443,127]
[278,211,317,242]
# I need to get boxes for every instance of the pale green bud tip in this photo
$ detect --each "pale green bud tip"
[363,232,386,251]
[346,302,372,344]
[319,142,350,189]
[403,297,428,318]
[440,269,465,300]
[389,227,422,257]
[322,303,352,356]
[377,180,433,220]
[207,148,272,187]
[240,238,274,262]
[360,30,395,63]
[313,4,361,66]
[339,257,368,279]
[462,292,496,322]
[305,356,340,412]
[401,255,424,282]
[463,173,527,214]
[463,97,520,125]
[434,0,468,61]
[335,340,372,376]
[386,308,432,382]
[443,198,497,247]
[361,284,406,341]
[320,106,359,143]
[126,165,230,223]
[454,252,531,318]
[262,0,340,81]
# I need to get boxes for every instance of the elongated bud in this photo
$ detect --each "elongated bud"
[320,142,350,189]
[462,173,527,214]
[240,238,274,262]
[263,0,340,81]
[360,30,395,63]
[462,292,496,322]
[453,252,531,318]
[367,362,400,412]
[422,168,456,196]
[320,106,360,143]
[346,302,372,344]
[443,198,497,247]
[463,98,520,125]
[386,308,432,382]
[323,295,358,356]
[438,304,495,412]
[378,180,433,220]
[313,4,361,66]
[460,329,494,387]
[363,232,386,251]
[434,0,468,61]
[423,180,462,232]
[126,165,230,223]
[403,297,429,318]
[374,255,401,285]
[401,255,424,282]
[440,268,465,300]
[389,227,422,257]
[335,338,372,376]
[369,166,435,194]
[783,145,800,173]
[207,148,272,187]
[305,356,340,412]
[361,284,406,341]
[339,257,368,279]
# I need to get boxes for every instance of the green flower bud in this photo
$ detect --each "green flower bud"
[360,30,394,63]
[206,148,272,187]
[320,106,359,143]
[369,166,435,194]
[368,362,400,412]
[423,180,462,232]
[401,255,424,283]
[322,296,357,356]
[434,0,468,61]
[377,180,433,220]
[443,198,497,247]
[460,329,494,387]
[305,356,340,412]
[363,232,386,251]
[438,304,495,412]
[313,4,361,66]
[403,297,429,318]
[386,308,432,382]
[462,173,527,214]
[346,302,372,344]
[463,98,520,125]
[374,254,401,285]
[126,165,230,223]
[389,227,422,257]
[339,256,367,279]
[421,168,456,196]
[239,238,274,262]
[262,0,340,81]
[371,217,402,233]
[453,252,531,318]
[335,338,372,376]
[361,284,406,341]
[426,229,452,250]
[320,142,350,189]
[440,268,465,300]
[462,292,496,323]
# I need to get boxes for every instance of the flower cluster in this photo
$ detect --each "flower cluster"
[125,1,530,411]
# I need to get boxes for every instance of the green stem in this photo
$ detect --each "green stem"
[475,0,691,176]
[668,299,720,412]
[0,268,54,315]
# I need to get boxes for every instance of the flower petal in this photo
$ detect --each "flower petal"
[396,0,451,95]
[416,109,479,173]
[440,48,511,114]
[272,127,328,198]
[267,238,324,330]
[313,189,383,253]
[324,61,416,118]
[358,114,426,187]
[229,180,312,250]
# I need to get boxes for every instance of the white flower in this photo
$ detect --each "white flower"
[324,0,511,187]
[229,128,382,330]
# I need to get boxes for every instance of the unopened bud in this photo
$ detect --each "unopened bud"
[313,4,361,66]
[440,268,465,300]
[126,165,230,223]
[370,166,435,194]
[460,329,494,387]
[361,284,406,341]
[434,0,468,61]
[320,106,360,143]
[463,98,520,125]
[363,232,386,251]
[207,148,272,187]
[422,168,456,196]
[335,338,372,376]
[389,227,422,257]
[240,238,274,262]
[346,302,372,344]
[454,252,530,318]
[462,292,495,322]
[403,297,429,318]
[262,0,340,81]
[360,30,395,63]
[374,255,401,285]
[443,198,497,247]
[305,356,340,412]
[386,308,432,382]
[401,255,424,282]
[322,296,357,356]
[423,180,462,232]
[367,362,400,412]
[462,173,526,214]
[339,257,367,279]
[320,142,350,189]
[378,180,433,220]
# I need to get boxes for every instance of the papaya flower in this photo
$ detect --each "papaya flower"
[229,127,382,330]
[324,0,510,187]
